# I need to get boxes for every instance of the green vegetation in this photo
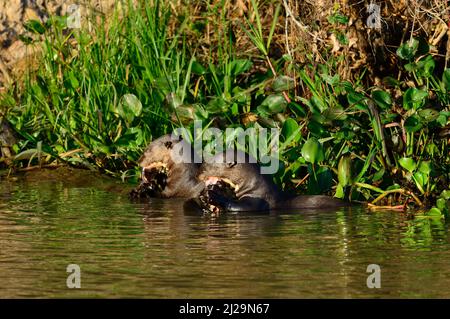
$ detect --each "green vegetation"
[0,0,449,217]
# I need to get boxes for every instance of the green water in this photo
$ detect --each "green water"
[1,171,449,298]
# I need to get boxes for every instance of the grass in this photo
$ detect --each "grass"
[0,0,449,217]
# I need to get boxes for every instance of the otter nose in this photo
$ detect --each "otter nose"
[204,176,220,186]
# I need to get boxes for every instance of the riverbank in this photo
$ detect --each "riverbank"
[0,0,449,216]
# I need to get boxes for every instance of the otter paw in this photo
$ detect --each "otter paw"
[198,180,238,215]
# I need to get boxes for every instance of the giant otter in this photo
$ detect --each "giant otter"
[131,135,349,214]
[195,149,350,213]
[130,134,204,199]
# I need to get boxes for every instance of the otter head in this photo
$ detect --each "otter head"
[136,133,201,198]
[197,149,266,199]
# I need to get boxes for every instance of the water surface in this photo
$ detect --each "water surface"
[1,169,449,298]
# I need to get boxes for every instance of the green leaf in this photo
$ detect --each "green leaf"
[257,94,287,115]
[426,207,443,218]
[404,115,423,133]
[372,90,392,109]
[335,184,345,199]
[440,190,450,200]
[301,138,325,163]
[191,61,208,75]
[24,19,46,34]
[413,171,425,189]
[281,118,300,143]
[68,71,79,89]
[307,120,326,137]
[418,161,431,175]
[403,88,428,110]
[117,94,142,124]
[272,76,295,92]
[322,105,347,121]
[442,69,450,91]
[206,97,229,114]
[382,76,401,87]
[347,92,367,110]
[398,157,417,172]
[338,155,352,186]
[416,55,435,78]
[288,102,307,118]
[436,198,447,211]
[436,112,449,127]
[418,108,439,123]
[122,94,142,117]
[328,13,349,24]
[230,59,253,77]
[396,38,419,60]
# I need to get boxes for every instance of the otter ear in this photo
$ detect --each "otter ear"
[227,161,237,168]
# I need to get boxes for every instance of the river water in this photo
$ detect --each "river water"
[0,168,449,298]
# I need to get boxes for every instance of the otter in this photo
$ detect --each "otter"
[131,135,349,214]
[130,134,204,199]
[195,149,350,213]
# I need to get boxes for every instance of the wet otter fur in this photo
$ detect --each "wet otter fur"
[131,135,349,214]
[130,134,204,199]
[196,149,350,213]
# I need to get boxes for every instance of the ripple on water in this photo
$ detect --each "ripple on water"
[0,177,449,298]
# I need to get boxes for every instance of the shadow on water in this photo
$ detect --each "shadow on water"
[0,168,449,298]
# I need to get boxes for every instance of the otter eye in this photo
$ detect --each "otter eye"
[227,161,237,168]
[164,141,173,149]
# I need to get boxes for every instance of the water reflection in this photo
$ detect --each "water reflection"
[0,172,449,298]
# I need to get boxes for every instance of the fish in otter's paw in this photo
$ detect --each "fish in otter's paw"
[130,134,204,199]
[195,149,350,213]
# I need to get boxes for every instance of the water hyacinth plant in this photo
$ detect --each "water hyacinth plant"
[0,0,448,217]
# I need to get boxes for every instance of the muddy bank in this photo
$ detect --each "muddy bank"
[0,0,119,89]
[1,165,133,195]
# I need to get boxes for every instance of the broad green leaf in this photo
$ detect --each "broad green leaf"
[396,38,419,60]
[403,88,427,110]
[281,118,300,143]
[307,120,326,137]
[436,198,447,211]
[416,55,435,78]
[301,138,324,163]
[372,90,392,109]
[347,92,367,110]
[272,76,295,92]
[413,171,425,188]
[338,155,352,186]
[191,61,207,75]
[418,108,439,122]
[418,161,431,175]
[426,207,443,218]
[404,115,423,133]
[121,94,142,117]
[257,94,287,115]
[322,105,347,121]
[117,94,142,124]
[398,157,417,172]
[440,190,450,200]
[206,96,229,114]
